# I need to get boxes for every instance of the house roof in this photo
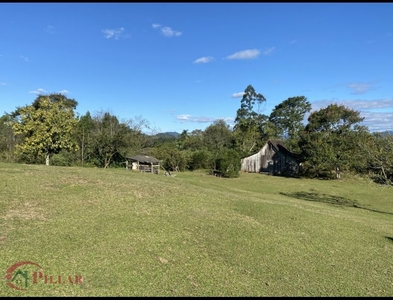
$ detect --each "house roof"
[126,155,160,164]
[268,139,298,159]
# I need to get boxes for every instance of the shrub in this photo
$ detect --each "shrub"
[188,149,213,171]
[215,148,241,178]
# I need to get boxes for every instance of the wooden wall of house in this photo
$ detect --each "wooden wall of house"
[241,145,262,172]
[241,142,299,175]
[241,143,277,173]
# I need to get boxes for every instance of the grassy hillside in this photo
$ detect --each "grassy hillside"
[1,162,392,296]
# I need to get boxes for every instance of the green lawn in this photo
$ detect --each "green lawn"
[1,162,393,296]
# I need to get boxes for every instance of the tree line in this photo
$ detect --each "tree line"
[1,85,392,184]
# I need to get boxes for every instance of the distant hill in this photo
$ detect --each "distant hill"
[154,132,180,138]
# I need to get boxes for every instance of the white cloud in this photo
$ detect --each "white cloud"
[193,56,215,64]
[20,55,29,62]
[177,114,192,121]
[152,23,182,37]
[45,25,55,34]
[0,82,6,86]
[176,114,234,124]
[161,26,182,37]
[290,40,297,45]
[226,49,260,60]
[29,88,47,95]
[102,27,130,40]
[27,88,69,95]
[348,83,375,95]
[361,112,393,132]
[342,99,393,110]
[231,92,245,98]
[312,98,393,111]
[222,117,235,122]
[263,47,275,55]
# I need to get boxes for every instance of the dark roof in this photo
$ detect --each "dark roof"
[268,139,298,159]
[126,155,160,164]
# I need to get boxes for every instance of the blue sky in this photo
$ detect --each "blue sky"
[1,3,392,133]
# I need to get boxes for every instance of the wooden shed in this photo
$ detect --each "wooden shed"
[240,140,299,176]
[126,155,160,174]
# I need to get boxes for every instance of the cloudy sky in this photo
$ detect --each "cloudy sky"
[1,3,392,133]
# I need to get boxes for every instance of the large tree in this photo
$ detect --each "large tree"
[299,103,366,178]
[82,112,153,168]
[233,84,266,156]
[8,94,79,165]
[360,132,393,185]
[203,119,234,158]
[75,111,95,166]
[203,119,238,175]
[269,96,311,152]
[88,111,129,168]
[11,93,78,118]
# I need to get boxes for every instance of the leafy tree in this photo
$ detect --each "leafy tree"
[75,111,95,166]
[203,119,234,161]
[188,149,213,171]
[88,111,129,168]
[151,141,190,172]
[304,103,364,133]
[32,93,78,110]
[299,104,366,178]
[150,133,177,148]
[269,96,311,152]
[214,148,241,178]
[233,85,266,155]
[360,132,393,185]
[8,95,79,165]
[11,93,78,118]
[0,114,18,162]
[80,112,153,168]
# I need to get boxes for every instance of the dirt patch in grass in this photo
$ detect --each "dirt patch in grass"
[0,234,6,244]
[4,201,46,221]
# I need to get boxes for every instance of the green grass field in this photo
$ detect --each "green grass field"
[1,162,393,296]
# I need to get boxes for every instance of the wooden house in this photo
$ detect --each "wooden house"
[240,140,299,176]
[126,155,160,174]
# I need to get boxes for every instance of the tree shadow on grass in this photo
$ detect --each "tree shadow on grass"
[280,191,393,216]
[385,236,393,243]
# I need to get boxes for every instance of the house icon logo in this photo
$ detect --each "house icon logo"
[5,261,43,291]
[6,261,83,291]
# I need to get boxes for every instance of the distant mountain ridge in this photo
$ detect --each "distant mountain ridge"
[154,131,180,138]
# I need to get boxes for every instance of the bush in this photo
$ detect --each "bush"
[188,149,213,171]
[215,148,241,178]
[51,151,74,166]
[151,144,190,172]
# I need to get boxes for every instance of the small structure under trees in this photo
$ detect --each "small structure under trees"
[240,140,299,176]
[126,155,160,174]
